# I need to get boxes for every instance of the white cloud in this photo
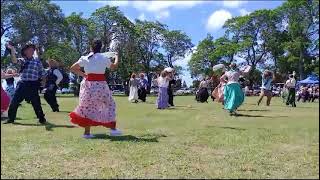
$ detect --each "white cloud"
[138,13,146,21]
[130,1,208,12]
[223,0,247,8]
[92,1,210,20]
[91,0,129,7]
[239,9,250,16]
[206,9,232,31]
[155,11,170,20]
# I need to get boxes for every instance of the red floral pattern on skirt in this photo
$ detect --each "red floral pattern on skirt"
[70,80,116,128]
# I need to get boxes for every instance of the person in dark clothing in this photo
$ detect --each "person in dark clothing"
[285,74,297,107]
[167,71,176,106]
[138,73,148,102]
[44,59,63,112]
[196,78,209,103]
[5,43,47,124]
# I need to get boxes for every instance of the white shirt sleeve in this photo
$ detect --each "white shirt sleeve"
[53,69,63,85]
[101,53,113,69]
[77,56,86,67]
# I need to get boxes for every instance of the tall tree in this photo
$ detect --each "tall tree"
[65,12,89,55]
[188,34,216,78]
[88,5,129,52]
[134,20,167,87]
[279,0,319,79]
[5,0,67,55]
[162,29,193,67]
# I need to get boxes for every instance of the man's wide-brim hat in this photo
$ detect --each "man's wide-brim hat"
[21,43,36,56]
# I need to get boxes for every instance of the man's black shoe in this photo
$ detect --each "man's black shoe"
[4,120,14,124]
[39,118,47,124]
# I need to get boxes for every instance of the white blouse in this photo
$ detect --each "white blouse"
[157,77,169,88]
[77,52,113,74]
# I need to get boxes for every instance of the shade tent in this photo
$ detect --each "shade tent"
[298,74,319,84]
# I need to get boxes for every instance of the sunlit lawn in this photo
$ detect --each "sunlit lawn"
[1,95,319,179]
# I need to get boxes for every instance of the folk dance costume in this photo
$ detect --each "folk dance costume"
[138,76,148,102]
[69,52,119,130]
[157,76,169,109]
[44,67,63,112]
[212,75,227,104]
[221,65,251,115]
[128,77,139,103]
[7,44,47,124]
[1,86,10,113]
[1,71,11,113]
[196,80,209,103]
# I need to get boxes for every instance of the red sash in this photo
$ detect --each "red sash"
[86,74,106,81]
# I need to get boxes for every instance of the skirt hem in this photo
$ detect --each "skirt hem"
[70,112,116,128]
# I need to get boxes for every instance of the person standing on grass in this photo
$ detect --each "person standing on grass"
[285,74,297,107]
[257,70,274,106]
[196,78,209,103]
[69,39,122,138]
[157,70,170,109]
[164,67,176,107]
[1,70,19,118]
[128,73,139,103]
[220,63,251,116]
[138,73,148,102]
[5,68,17,101]
[44,59,63,112]
[5,43,47,124]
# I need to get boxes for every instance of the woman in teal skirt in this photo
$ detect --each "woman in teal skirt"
[220,63,251,116]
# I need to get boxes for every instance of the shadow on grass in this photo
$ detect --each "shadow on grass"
[166,107,198,111]
[208,126,246,131]
[237,109,270,112]
[10,122,75,131]
[233,113,289,118]
[91,134,166,142]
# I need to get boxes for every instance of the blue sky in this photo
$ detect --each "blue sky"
[52,1,284,85]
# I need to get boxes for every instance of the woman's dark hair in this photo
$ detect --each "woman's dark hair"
[88,39,102,58]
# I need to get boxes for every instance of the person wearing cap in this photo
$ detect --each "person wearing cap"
[44,59,63,112]
[5,43,47,124]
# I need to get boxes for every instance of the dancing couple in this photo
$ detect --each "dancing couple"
[128,73,148,103]
[156,67,176,109]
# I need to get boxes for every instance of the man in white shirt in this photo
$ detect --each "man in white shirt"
[44,59,63,112]
[285,74,297,107]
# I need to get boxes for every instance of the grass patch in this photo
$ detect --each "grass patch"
[1,96,319,179]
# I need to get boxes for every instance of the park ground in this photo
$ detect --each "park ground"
[1,95,319,179]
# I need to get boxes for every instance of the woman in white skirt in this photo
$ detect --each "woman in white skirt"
[128,73,139,103]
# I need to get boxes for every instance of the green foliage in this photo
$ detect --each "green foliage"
[162,30,193,67]
[42,42,80,68]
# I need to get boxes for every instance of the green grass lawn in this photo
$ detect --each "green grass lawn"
[1,95,319,179]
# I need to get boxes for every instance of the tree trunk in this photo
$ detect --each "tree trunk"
[298,47,305,80]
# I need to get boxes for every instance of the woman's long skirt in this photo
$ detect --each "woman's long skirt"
[128,86,139,101]
[157,87,169,109]
[1,86,10,113]
[70,80,116,129]
[223,83,244,112]
[196,88,209,102]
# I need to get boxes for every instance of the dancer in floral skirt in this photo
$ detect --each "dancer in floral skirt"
[69,39,122,138]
